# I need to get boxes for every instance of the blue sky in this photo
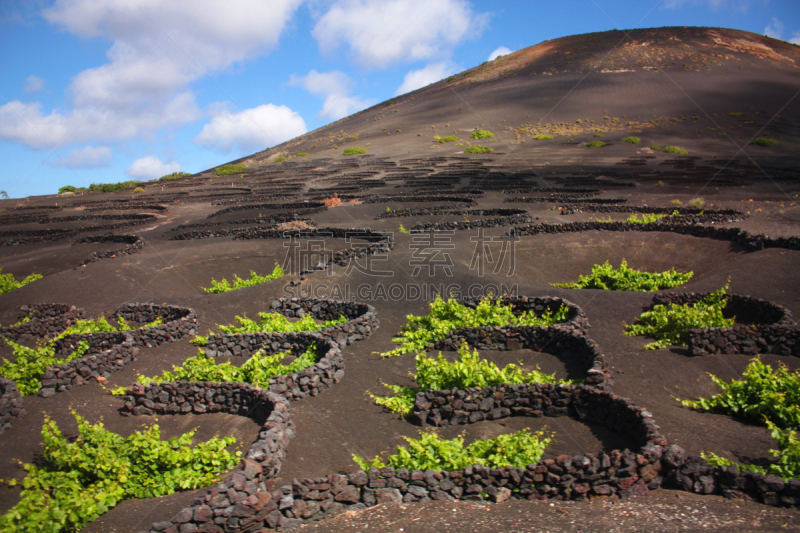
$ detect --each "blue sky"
[1,0,798,198]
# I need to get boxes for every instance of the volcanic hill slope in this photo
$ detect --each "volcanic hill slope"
[0,26,799,532]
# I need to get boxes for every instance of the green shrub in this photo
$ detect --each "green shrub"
[0,269,42,295]
[584,141,606,148]
[0,315,162,395]
[625,213,668,224]
[593,133,603,138]
[122,346,318,391]
[471,129,495,139]
[436,135,460,143]
[728,112,744,117]
[215,164,247,176]
[296,152,311,157]
[703,422,800,481]
[671,199,683,206]
[624,285,733,349]
[622,136,641,144]
[274,157,288,163]
[0,413,238,532]
[680,357,800,429]
[58,185,85,193]
[343,147,368,155]
[88,181,142,193]
[158,172,191,181]
[133,187,145,193]
[533,135,553,140]
[650,144,661,151]
[381,295,569,357]
[353,428,551,471]
[554,260,692,292]
[751,138,779,147]
[373,342,577,415]
[464,146,493,154]
[663,145,688,154]
[398,224,410,234]
[202,263,284,293]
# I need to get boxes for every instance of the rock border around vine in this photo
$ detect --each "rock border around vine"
[202,298,378,359]
[647,292,799,357]
[505,221,800,252]
[0,378,25,436]
[0,303,89,342]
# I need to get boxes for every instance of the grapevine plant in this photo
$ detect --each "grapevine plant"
[353,428,551,471]
[373,342,577,416]
[554,260,693,291]
[202,263,285,294]
[112,346,319,395]
[681,357,800,480]
[0,413,239,532]
[680,357,800,430]
[191,312,346,346]
[0,316,162,395]
[0,269,42,295]
[381,295,569,358]
[624,285,733,349]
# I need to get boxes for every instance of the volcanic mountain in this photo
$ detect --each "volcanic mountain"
[0,26,799,533]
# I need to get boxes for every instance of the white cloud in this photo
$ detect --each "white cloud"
[395,62,458,96]
[488,46,512,61]
[791,32,800,45]
[662,0,753,9]
[313,0,487,69]
[765,17,784,39]
[126,155,181,180]
[49,145,112,168]
[0,0,303,150]
[194,104,307,153]
[290,70,375,120]
[23,75,45,93]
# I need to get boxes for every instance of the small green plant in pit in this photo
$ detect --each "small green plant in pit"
[435,135,460,143]
[0,315,162,395]
[554,260,693,292]
[296,152,311,157]
[622,136,641,144]
[398,224,411,234]
[471,129,495,139]
[584,141,606,148]
[58,185,85,194]
[680,357,800,430]
[0,340,90,395]
[0,269,42,295]
[702,422,800,481]
[728,112,744,117]
[650,144,661,151]
[0,413,238,532]
[751,137,779,147]
[662,145,688,154]
[202,263,284,294]
[274,156,288,163]
[343,146,368,155]
[215,164,247,176]
[158,172,191,181]
[352,428,552,471]
[373,342,577,416]
[464,146,493,154]
[656,180,665,187]
[381,295,569,357]
[624,285,733,350]
[593,133,603,138]
[687,197,706,209]
[116,346,318,392]
[190,313,346,346]
[533,134,553,140]
[671,199,683,206]
[625,213,669,224]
